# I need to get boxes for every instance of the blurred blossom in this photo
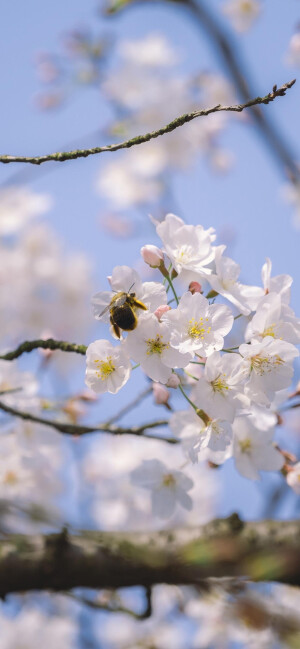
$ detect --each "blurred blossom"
[0,606,78,649]
[222,0,261,33]
[152,381,170,405]
[282,180,300,228]
[286,30,300,67]
[0,186,51,236]
[286,462,300,494]
[119,32,178,67]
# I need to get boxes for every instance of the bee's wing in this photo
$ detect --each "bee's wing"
[91,291,113,322]
[113,293,128,308]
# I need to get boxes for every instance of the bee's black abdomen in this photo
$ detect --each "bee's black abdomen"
[113,304,137,331]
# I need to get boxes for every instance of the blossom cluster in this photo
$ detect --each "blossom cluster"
[86,213,300,518]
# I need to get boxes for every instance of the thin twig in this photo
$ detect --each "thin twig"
[0,81,295,165]
[0,339,87,361]
[0,399,174,442]
[106,385,152,425]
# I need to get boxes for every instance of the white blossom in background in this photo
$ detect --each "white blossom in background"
[191,351,244,421]
[119,33,178,68]
[92,265,167,324]
[282,181,300,229]
[131,458,193,519]
[162,291,233,356]
[0,361,39,411]
[233,416,284,480]
[239,337,299,406]
[156,213,216,278]
[124,313,191,383]
[85,339,131,394]
[222,0,261,33]
[287,463,300,494]
[207,245,263,314]
[245,292,300,345]
[0,607,77,649]
[0,186,51,236]
[286,31,300,67]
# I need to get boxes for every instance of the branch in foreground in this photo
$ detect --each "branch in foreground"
[0,399,172,442]
[0,338,87,361]
[0,515,299,597]
[0,81,295,165]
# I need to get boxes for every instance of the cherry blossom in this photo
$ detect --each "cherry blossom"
[85,339,131,394]
[223,0,261,33]
[156,213,216,278]
[233,416,284,480]
[245,292,300,345]
[130,458,193,518]
[162,291,233,356]
[239,337,299,406]
[191,351,244,421]
[124,313,191,383]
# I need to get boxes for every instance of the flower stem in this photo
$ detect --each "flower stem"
[178,383,198,412]
[166,275,179,305]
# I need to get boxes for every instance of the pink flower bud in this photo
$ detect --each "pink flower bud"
[166,374,180,388]
[152,382,170,405]
[141,245,164,268]
[189,281,202,294]
[154,304,171,321]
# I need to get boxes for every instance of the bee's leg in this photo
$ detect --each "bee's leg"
[134,299,147,311]
[110,316,121,339]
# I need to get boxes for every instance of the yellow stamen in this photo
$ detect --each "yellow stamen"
[3,471,18,485]
[239,438,252,453]
[188,317,211,340]
[94,356,115,380]
[250,353,283,375]
[211,373,229,394]
[162,473,176,487]
[146,334,169,355]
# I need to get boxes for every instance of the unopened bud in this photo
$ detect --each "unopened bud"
[141,245,164,268]
[166,374,180,389]
[189,281,202,294]
[154,304,171,321]
[152,382,170,407]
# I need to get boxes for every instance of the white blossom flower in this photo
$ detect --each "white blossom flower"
[0,186,51,236]
[92,265,167,324]
[223,0,261,33]
[0,607,77,649]
[131,458,193,518]
[286,31,300,67]
[162,291,233,356]
[0,361,39,411]
[261,257,292,304]
[85,339,131,394]
[191,351,244,422]
[233,416,283,480]
[286,463,300,494]
[207,245,263,315]
[141,244,164,268]
[170,409,233,465]
[245,292,300,345]
[239,337,299,406]
[119,33,178,68]
[124,313,191,383]
[156,213,216,277]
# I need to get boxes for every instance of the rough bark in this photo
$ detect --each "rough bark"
[0,515,299,597]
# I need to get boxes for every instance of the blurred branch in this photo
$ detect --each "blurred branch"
[0,399,173,442]
[105,385,152,424]
[181,0,300,180]
[66,586,152,619]
[0,515,300,597]
[0,80,295,165]
[0,338,87,361]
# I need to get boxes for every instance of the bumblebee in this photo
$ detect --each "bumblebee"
[100,287,147,339]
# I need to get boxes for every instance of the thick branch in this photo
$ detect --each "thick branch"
[0,516,299,597]
[0,338,87,361]
[0,81,295,165]
[0,399,172,442]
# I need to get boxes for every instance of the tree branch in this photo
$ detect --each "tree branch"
[0,399,173,442]
[0,516,299,597]
[0,81,295,165]
[0,339,87,361]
